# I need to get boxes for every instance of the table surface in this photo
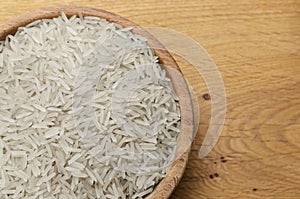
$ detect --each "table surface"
[1,0,300,198]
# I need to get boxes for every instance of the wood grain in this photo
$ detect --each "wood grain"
[0,0,300,198]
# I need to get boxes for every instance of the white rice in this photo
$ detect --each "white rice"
[0,13,180,198]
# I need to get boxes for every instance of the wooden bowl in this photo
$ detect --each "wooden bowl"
[0,6,195,199]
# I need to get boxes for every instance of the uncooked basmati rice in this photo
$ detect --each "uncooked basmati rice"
[0,12,180,198]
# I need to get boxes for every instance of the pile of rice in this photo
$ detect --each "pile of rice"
[0,13,180,199]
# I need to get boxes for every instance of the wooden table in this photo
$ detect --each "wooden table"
[0,1,299,198]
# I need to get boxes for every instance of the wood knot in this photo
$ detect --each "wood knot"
[202,93,211,100]
[221,156,227,163]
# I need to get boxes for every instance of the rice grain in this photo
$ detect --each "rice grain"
[0,12,180,199]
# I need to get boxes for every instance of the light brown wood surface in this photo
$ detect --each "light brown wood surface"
[0,1,299,198]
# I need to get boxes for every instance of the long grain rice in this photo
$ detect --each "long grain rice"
[0,12,180,198]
